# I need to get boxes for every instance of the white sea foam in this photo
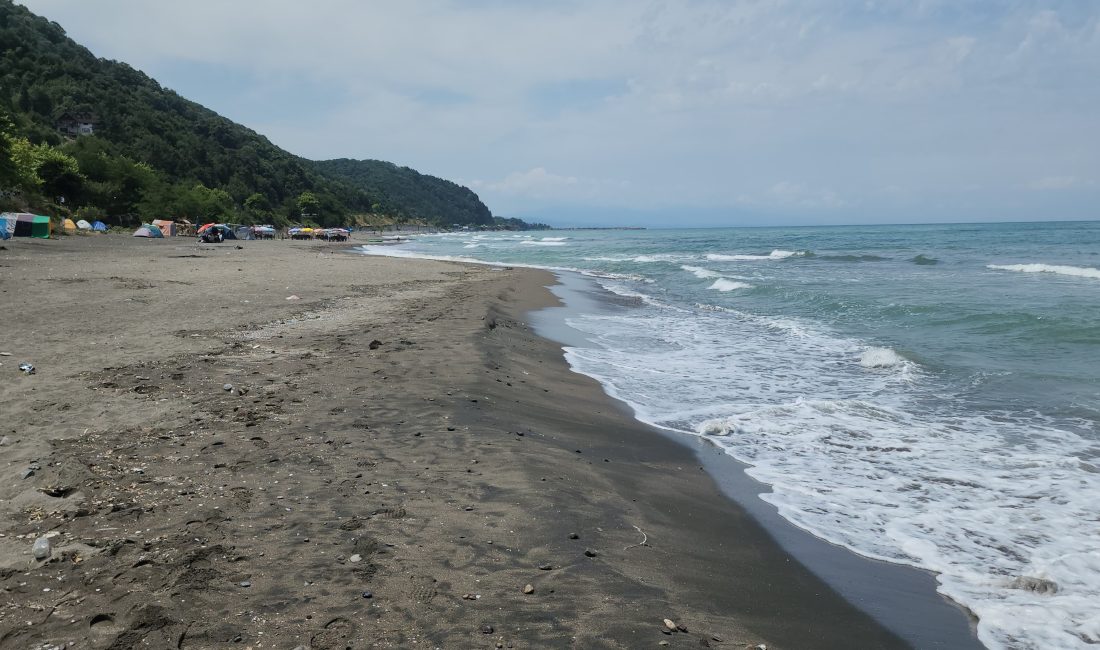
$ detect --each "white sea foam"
[559,302,1100,650]
[707,249,806,261]
[540,236,569,241]
[709,278,754,291]
[988,263,1100,280]
[860,346,906,368]
[583,254,685,263]
[681,265,721,279]
[520,239,568,246]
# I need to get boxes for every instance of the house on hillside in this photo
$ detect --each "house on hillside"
[56,113,98,136]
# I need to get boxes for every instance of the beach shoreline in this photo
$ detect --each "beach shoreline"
[530,270,983,649]
[3,234,917,648]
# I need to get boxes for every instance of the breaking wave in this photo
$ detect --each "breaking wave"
[987,263,1100,280]
[707,249,807,261]
[709,279,754,292]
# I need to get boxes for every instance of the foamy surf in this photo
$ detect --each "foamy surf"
[709,278,754,291]
[682,265,722,279]
[707,249,806,261]
[860,347,906,368]
[987,263,1100,280]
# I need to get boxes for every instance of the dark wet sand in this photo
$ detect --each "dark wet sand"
[1,234,918,648]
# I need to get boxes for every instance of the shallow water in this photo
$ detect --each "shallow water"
[356,221,1100,649]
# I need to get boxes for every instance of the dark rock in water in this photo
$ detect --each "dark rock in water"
[1010,576,1058,594]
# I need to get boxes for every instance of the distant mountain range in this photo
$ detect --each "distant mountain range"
[0,0,513,228]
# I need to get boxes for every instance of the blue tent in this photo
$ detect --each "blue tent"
[133,224,164,238]
[0,213,15,240]
[92,220,108,232]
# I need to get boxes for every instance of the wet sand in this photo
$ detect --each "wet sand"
[2,234,911,649]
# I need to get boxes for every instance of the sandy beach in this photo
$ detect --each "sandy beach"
[0,234,910,649]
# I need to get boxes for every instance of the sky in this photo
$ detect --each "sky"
[18,0,1100,227]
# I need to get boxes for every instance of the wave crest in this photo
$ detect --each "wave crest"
[988,263,1100,280]
[860,347,906,368]
[709,279,754,292]
[707,249,806,262]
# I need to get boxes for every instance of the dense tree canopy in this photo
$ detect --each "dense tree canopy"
[310,159,493,227]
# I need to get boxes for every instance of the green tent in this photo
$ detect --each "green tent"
[12,213,52,239]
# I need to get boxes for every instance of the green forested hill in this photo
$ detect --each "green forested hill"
[311,159,492,227]
[0,0,495,227]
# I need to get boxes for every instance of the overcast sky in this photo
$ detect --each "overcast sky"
[19,0,1100,227]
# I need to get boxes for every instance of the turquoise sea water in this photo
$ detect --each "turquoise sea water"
[357,221,1100,649]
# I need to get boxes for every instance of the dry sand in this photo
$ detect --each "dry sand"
[0,235,909,649]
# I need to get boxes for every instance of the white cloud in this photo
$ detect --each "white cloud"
[17,0,1100,224]
[1028,176,1092,190]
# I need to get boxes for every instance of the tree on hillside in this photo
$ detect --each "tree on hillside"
[244,192,272,222]
[0,113,18,191]
[34,144,83,203]
[296,190,320,219]
[177,183,233,222]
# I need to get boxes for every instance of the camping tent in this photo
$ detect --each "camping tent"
[0,213,15,240]
[76,219,93,230]
[152,219,176,236]
[62,218,77,233]
[133,224,164,238]
[197,223,236,240]
[92,220,108,232]
[253,225,276,239]
[11,213,51,238]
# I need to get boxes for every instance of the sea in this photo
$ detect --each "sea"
[355,221,1100,650]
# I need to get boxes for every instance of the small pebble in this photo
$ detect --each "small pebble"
[223,383,233,392]
[584,549,598,558]
[538,563,553,570]
[569,533,579,539]
[523,584,534,594]
[349,554,362,563]
[361,591,373,599]
[239,581,251,588]
[480,625,494,634]
[663,619,678,632]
